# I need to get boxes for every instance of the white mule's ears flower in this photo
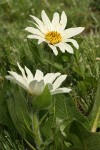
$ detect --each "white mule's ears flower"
[5,63,71,96]
[25,10,85,55]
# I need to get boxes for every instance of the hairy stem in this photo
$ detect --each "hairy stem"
[32,111,42,148]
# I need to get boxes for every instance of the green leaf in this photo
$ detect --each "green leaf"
[40,114,67,149]
[88,81,100,132]
[32,85,52,110]
[0,90,14,129]
[13,90,32,129]
[6,87,32,139]
[6,95,26,138]
[33,80,87,147]
[64,120,100,150]
[41,115,54,138]
[55,95,88,123]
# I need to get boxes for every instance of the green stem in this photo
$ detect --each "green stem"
[32,111,42,148]
[25,139,36,150]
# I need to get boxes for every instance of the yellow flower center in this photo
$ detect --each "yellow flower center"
[45,31,62,45]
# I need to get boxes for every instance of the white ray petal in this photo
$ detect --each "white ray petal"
[34,69,44,81]
[63,27,85,39]
[42,10,51,30]
[63,39,79,49]
[6,74,28,90]
[17,63,26,79]
[56,25,64,33]
[55,43,66,53]
[5,76,16,83]
[33,23,47,34]
[63,43,74,54]
[8,71,28,88]
[25,66,34,83]
[47,73,61,84]
[48,44,58,56]
[60,11,67,30]
[47,83,53,90]
[30,15,47,32]
[29,80,45,95]
[27,35,45,41]
[51,87,71,95]
[25,27,44,37]
[53,75,67,90]
[52,12,59,30]
[38,39,46,44]
[44,73,54,84]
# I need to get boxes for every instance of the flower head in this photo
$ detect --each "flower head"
[6,63,71,95]
[25,10,84,55]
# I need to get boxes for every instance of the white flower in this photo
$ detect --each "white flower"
[25,10,85,55]
[5,63,71,95]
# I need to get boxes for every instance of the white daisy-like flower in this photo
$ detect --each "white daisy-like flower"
[25,10,85,55]
[5,63,71,95]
